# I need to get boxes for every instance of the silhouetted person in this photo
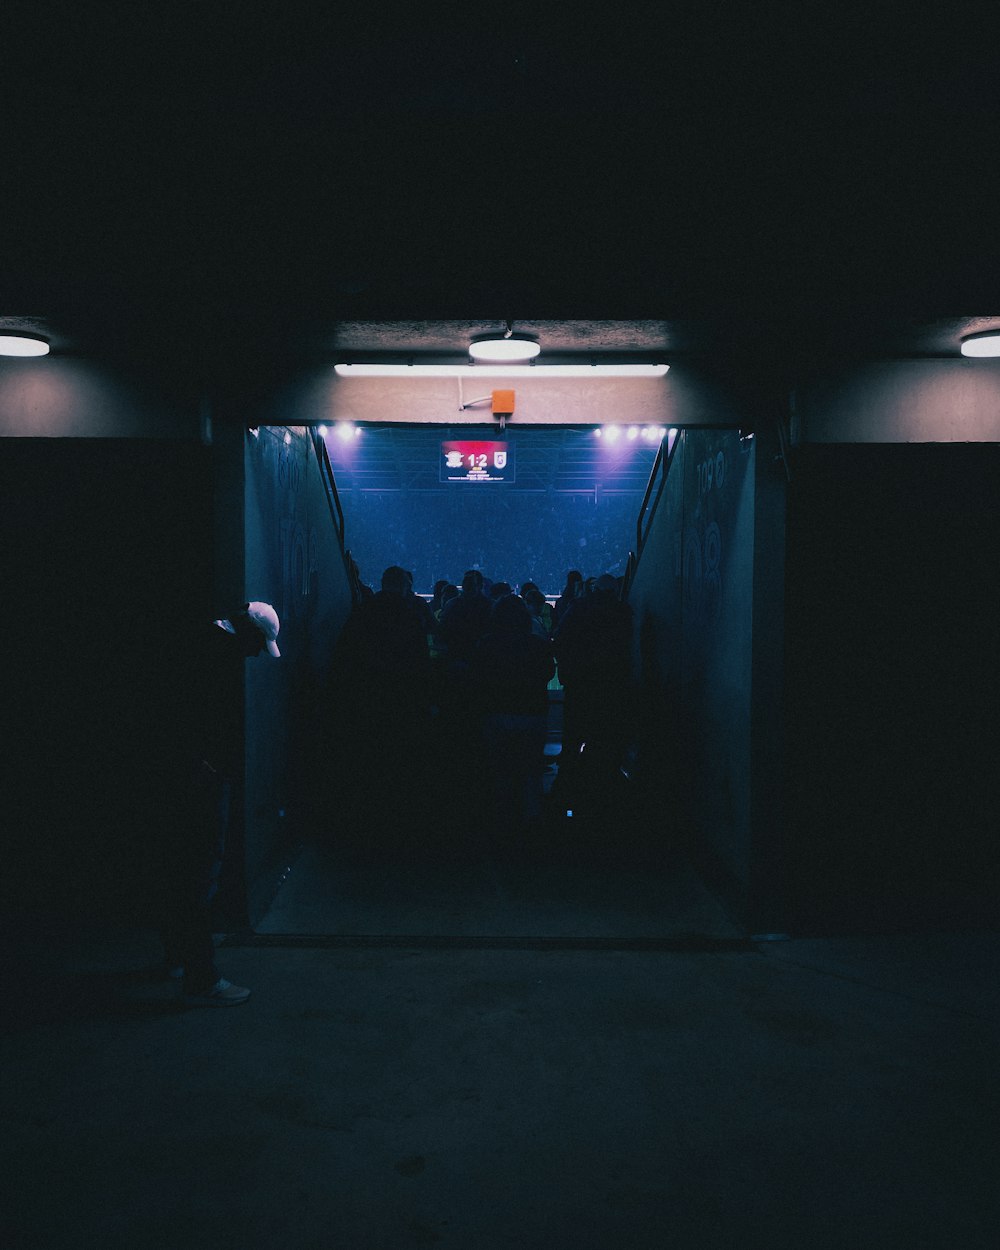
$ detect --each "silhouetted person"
[405,569,438,640]
[553,569,584,627]
[522,587,551,641]
[520,581,553,636]
[429,583,458,659]
[437,583,459,617]
[471,595,555,833]
[329,567,433,846]
[158,601,281,1006]
[437,569,493,665]
[553,572,634,773]
[431,579,451,615]
[334,565,432,719]
[346,553,374,599]
[433,570,495,772]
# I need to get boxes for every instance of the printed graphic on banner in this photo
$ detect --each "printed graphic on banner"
[440,441,516,483]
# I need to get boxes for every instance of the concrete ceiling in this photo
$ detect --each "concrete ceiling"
[327,322,671,355]
[2,11,999,375]
[320,318,1000,364]
[7,315,1000,373]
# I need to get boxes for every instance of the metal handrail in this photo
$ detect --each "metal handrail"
[638,431,682,555]
[636,439,666,558]
[621,550,637,600]
[309,428,365,603]
[624,430,681,597]
[310,428,345,544]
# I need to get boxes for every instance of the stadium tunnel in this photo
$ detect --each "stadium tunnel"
[2,323,999,943]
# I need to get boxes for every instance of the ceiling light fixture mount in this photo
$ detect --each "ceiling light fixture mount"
[469,322,540,363]
[0,331,50,357]
[960,330,1000,358]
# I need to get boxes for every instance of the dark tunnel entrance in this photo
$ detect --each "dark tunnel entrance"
[251,422,744,942]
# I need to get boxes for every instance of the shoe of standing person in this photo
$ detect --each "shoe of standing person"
[183,977,251,1007]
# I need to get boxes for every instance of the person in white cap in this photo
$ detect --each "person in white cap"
[220,601,281,658]
[158,600,281,1006]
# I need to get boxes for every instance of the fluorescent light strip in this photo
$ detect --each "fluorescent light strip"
[334,363,669,378]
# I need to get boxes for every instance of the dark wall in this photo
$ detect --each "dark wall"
[626,433,687,867]
[2,439,213,923]
[241,428,354,923]
[782,445,1000,933]
[0,428,355,930]
[628,429,760,912]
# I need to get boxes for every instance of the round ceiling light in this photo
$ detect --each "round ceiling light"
[0,332,50,357]
[469,334,540,363]
[960,330,1000,358]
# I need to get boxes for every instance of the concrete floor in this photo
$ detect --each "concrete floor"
[262,709,743,942]
[2,925,997,1249]
[256,840,742,939]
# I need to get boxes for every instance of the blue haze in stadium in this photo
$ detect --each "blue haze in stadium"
[324,424,660,596]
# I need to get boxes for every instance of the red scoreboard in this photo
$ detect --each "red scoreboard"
[440,440,515,483]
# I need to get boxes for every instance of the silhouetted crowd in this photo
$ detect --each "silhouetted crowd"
[338,490,635,604]
[324,565,635,853]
